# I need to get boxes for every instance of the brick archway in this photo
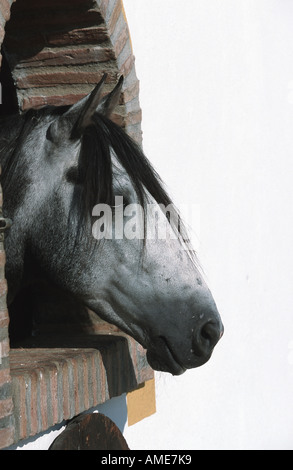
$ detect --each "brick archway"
[0,0,142,143]
[0,1,151,450]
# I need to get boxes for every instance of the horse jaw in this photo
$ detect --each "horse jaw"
[83,236,223,376]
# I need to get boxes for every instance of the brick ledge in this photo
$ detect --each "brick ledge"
[9,334,153,445]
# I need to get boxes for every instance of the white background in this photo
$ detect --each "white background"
[122,0,293,450]
[13,0,293,451]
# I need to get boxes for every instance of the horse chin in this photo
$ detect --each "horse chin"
[146,336,213,375]
[146,337,187,376]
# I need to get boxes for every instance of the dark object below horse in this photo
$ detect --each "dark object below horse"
[49,413,129,450]
[0,74,223,375]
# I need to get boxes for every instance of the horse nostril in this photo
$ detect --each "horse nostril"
[196,321,223,353]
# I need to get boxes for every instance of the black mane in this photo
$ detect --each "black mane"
[0,107,193,256]
[75,113,194,253]
[0,106,69,208]
[76,113,173,219]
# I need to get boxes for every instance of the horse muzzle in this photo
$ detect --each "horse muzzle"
[146,317,224,375]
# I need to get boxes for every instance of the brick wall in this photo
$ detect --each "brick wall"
[0,176,14,448]
[0,0,142,143]
[9,336,153,443]
[0,0,151,449]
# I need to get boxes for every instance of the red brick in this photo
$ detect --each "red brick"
[107,0,122,36]
[98,0,110,19]
[21,93,86,110]
[0,426,14,449]
[98,357,109,403]
[126,127,143,146]
[73,357,79,415]
[46,26,109,47]
[81,353,89,410]
[0,317,8,329]
[61,359,70,420]
[0,24,5,43]
[90,353,98,405]
[0,368,10,387]
[0,309,9,322]
[0,0,145,447]
[111,112,125,127]
[123,80,139,104]
[113,23,129,58]
[14,0,92,10]
[0,279,7,297]
[5,26,109,53]
[112,112,140,130]
[0,250,6,266]
[120,53,135,78]
[39,368,48,432]
[0,338,10,358]
[9,339,153,442]
[0,0,11,21]
[16,46,115,69]
[17,69,118,89]
[18,375,28,441]
[0,397,13,419]
[49,367,58,425]
[29,370,39,437]
[125,109,142,126]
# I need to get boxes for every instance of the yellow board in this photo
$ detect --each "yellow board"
[127,378,156,426]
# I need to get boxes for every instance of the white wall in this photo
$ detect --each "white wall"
[12,0,293,451]
[122,0,293,450]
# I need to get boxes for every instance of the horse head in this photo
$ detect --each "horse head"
[2,75,223,375]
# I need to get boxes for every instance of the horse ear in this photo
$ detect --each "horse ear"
[70,73,107,138]
[97,75,124,117]
[47,74,107,142]
[47,74,124,142]
[69,74,123,138]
